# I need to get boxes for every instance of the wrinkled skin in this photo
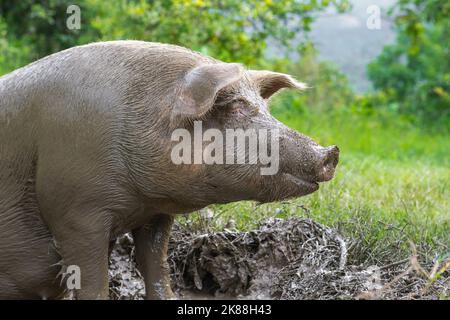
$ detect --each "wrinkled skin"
[0,41,338,299]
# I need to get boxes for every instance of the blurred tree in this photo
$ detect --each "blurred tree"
[0,0,349,66]
[0,16,32,73]
[86,0,350,65]
[368,0,450,125]
[0,0,94,59]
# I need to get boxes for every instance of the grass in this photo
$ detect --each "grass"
[181,106,450,267]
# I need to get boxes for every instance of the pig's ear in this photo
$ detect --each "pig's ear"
[248,70,307,99]
[173,63,244,118]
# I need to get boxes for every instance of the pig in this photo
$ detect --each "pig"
[0,41,339,299]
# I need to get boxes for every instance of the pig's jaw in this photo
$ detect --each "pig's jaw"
[249,172,321,203]
[282,173,319,193]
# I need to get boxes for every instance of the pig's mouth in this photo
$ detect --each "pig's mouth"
[283,173,319,193]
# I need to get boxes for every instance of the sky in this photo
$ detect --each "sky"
[309,0,397,92]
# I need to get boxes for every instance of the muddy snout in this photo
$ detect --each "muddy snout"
[317,145,339,182]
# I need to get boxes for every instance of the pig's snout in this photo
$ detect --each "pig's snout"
[317,145,339,182]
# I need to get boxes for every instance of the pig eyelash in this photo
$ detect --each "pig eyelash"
[228,101,245,112]
[212,101,244,116]
[214,95,239,107]
[228,98,258,112]
[233,101,260,117]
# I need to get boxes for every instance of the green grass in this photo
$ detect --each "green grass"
[181,107,450,266]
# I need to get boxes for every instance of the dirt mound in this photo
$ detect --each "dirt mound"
[109,217,448,300]
[168,217,348,299]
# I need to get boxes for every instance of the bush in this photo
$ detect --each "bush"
[367,0,450,127]
[0,0,349,66]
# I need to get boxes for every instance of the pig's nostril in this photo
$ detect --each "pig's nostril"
[316,145,339,182]
[324,145,339,168]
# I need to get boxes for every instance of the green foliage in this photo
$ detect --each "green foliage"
[0,17,31,74]
[0,0,87,58]
[267,43,354,115]
[368,0,450,126]
[89,0,350,65]
[0,0,349,68]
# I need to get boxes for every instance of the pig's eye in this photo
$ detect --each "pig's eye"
[229,100,245,111]
[228,99,258,116]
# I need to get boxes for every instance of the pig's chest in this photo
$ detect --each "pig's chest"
[144,197,207,215]
[109,197,205,238]
[109,204,149,238]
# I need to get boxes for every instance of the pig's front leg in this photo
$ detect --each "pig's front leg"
[133,214,175,300]
[49,217,111,299]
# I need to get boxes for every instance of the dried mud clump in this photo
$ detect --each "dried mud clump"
[109,217,449,300]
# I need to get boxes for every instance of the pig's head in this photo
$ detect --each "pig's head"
[158,62,339,208]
